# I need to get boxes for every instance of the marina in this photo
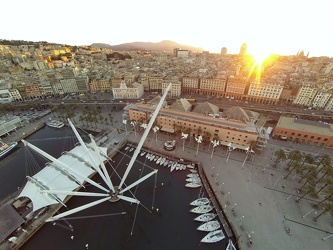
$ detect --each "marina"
[0,125,232,250]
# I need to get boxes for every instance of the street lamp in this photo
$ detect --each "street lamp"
[210,140,219,159]
[226,142,233,163]
[181,132,188,152]
[195,135,203,156]
[153,126,160,144]
[130,121,137,137]
[241,147,250,169]
[302,209,317,218]
[122,119,128,134]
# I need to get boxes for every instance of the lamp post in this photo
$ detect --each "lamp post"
[153,126,160,144]
[130,121,137,137]
[122,119,128,134]
[195,135,203,156]
[210,140,219,159]
[241,147,250,169]
[226,142,233,163]
[181,132,188,151]
[322,233,333,241]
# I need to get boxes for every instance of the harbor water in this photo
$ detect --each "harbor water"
[1,126,229,250]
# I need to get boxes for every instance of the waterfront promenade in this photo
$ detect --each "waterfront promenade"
[2,109,333,249]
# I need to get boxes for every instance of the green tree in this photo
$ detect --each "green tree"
[299,165,316,183]
[286,150,303,170]
[284,161,302,179]
[316,188,333,206]
[274,149,287,167]
[296,183,316,203]
[312,202,333,221]
[315,178,333,196]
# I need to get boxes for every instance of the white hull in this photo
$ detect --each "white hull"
[194,213,217,222]
[190,197,210,206]
[190,205,213,214]
[187,173,199,178]
[0,141,18,158]
[46,119,64,129]
[185,182,202,188]
[201,229,225,243]
[197,220,220,232]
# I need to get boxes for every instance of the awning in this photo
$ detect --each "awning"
[219,141,254,152]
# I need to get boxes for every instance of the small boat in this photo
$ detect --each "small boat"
[187,173,199,178]
[170,162,177,172]
[153,155,158,161]
[140,150,146,156]
[226,239,237,250]
[0,140,18,159]
[189,169,197,173]
[187,164,194,169]
[146,153,151,159]
[159,157,165,166]
[125,146,130,151]
[197,220,220,232]
[129,147,134,152]
[194,213,217,222]
[201,229,225,243]
[190,197,210,206]
[167,161,173,168]
[163,159,169,167]
[190,205,213,214]
[186,177,201,183]
[149,155,155,161]
[185,182,202,188]
[156,157,162,165]
[46,118,64,129]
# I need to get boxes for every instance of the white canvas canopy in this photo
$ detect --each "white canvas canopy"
[18,142,108,212]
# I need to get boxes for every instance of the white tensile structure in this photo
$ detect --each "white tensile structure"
[18,83,172,222]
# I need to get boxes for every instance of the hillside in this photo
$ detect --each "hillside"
[91,40,205,52]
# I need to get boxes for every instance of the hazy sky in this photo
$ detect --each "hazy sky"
[2,0,332,57]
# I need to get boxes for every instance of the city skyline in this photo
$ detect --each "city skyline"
[2,0,333,58]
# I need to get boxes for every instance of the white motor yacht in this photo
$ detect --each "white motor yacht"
[190,197,210,206]
[194,213,217,222]
[190,205,213,214]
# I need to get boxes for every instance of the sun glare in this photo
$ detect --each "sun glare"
[249,52,271,84]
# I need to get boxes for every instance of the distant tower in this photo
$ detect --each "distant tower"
[306,51,310,58]
[221,47,227,55]
[239,43,247,56]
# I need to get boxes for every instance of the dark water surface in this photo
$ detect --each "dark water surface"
[1,127,229,250]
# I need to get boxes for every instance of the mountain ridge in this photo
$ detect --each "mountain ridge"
[90,40,205,52]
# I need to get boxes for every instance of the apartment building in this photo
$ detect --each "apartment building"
[162,81,181,97]
[182,77,200,93]
[199,77,227,96]
[312,90,332,109]
[292,84,317,106]
[247,82,283,104]
[225,76,247,100]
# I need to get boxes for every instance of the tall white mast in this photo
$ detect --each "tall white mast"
[119,83,171,189]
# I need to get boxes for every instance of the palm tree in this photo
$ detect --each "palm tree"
[299,172,316,191]
[296,183,316,203]
[300,153,314,168]
[312,201,333,221]
[299,165,316,183]
[315,154,331,172]
[315,164,333,185]
[315,178,333,196]
[284,161,302,179]
[316,188,333,207]
[286,150,303,170]
[274,149,287,167]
